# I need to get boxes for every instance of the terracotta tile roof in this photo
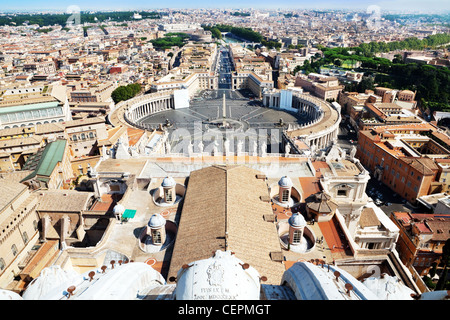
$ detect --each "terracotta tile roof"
[306,192,338,214]
[36,190,94,212]
[167,165,285,285]
[359,207,381,228]
[400,157,438,176]
[127,128,145,147]
[0,179,27,211]
[298,177,321,200]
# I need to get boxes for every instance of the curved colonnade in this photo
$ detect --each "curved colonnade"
[108,89,340,153]
[108,90,176,129]
[285,94,341,150]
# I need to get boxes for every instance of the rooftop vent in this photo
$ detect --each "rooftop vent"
[270,251,283,262]
[263,214,275,222]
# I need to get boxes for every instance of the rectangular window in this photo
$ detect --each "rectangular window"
[292,230,302,244]
[337,189,347,197]
[165,189,173,202]
[153,230,162,244]
[282,190,290,202]
[0,114,9,123]
[8,113,17,122]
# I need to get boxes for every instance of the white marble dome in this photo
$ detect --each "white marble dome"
[161,176,176,188]
[113,203,125,215]
[362,275,415,300]
[175,250,261,300]
[148,213,166,229]
[288,212,307,228]
[0,289,23,300]
[278,176,293,188]
[22,265,79,300]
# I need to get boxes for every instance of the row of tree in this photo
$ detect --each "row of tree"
[357,33,450,55]
[210,24,263,43]
[111,83,141,104]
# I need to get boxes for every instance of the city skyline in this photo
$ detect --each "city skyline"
[1,0,450,13]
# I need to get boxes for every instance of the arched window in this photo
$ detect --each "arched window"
[282,189,290,202]
[11,244,18,256]
[0,258,5,271]
[292,230,302,244]
[22,231,28,243]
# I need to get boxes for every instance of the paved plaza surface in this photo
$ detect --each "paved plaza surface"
[138,89,312,153]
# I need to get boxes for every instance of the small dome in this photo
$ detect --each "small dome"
[148,213,166,229]
[289,212,307,228]
[161,176,176,188]
[278,176,293,188]
[113,203,125,215]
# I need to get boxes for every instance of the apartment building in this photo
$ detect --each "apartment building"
[356,124,450,204]
[294,73,344,101]
[391,211,450,276]
[0,179,40,289]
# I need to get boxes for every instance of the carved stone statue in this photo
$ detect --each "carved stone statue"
[285,143,291,156]
[197,140,204,154]
[251,140,258,156]
[260,141,267,157]
[187,141,194,156]
[213,140,219,156]
[224,138,230,155]
[237,139,244,156]
[350,145,357,159]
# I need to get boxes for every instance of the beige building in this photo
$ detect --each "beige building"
[63,117,109,158]
[295,73,344,101]
[0,179,40,289]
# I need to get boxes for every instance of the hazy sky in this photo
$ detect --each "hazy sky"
[0,0,449,13]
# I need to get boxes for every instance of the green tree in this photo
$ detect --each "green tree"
[111,83,141,104]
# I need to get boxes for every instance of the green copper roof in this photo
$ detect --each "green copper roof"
[122,209,137,219]
[0,101,59,114]
[21,139,67,183]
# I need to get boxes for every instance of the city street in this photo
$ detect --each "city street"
[217,45,233,89]
[337,118,358,151]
